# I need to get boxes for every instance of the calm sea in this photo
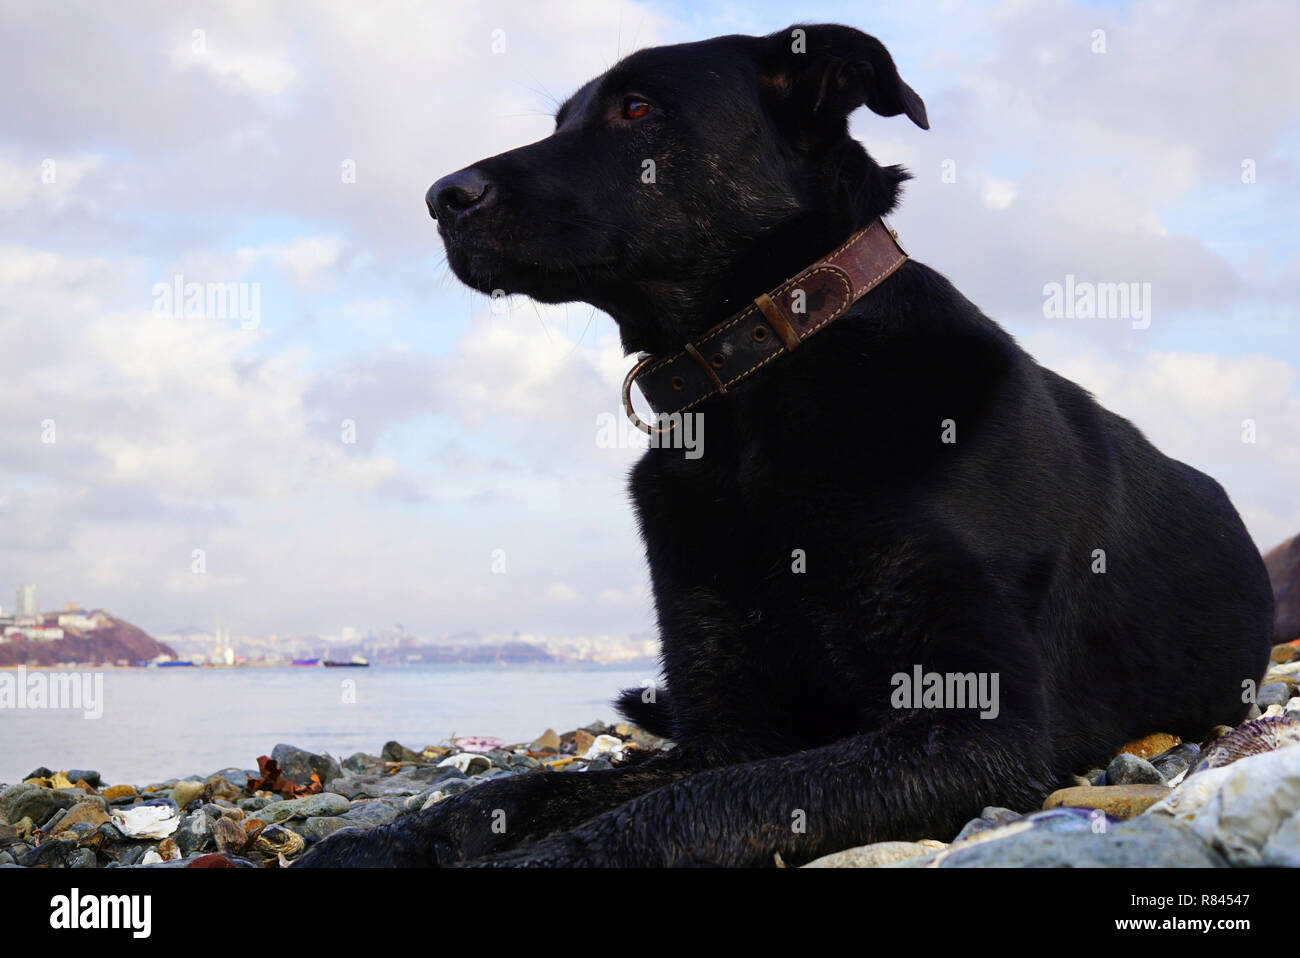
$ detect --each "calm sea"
[0,663,660,785]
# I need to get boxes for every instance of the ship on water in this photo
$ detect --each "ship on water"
[322,652,369,668]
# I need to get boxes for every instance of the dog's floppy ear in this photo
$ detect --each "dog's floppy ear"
[760,24,929,135]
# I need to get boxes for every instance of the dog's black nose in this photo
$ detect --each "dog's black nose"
[427,169,494,223]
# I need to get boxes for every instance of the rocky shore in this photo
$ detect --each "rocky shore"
[0,721,665,868]
[4,645,1300,868]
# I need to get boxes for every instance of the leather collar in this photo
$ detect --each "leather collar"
[622,218,908,434]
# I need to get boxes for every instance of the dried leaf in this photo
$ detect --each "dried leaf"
[243,756,321,798]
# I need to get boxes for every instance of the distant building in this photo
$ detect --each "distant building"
[58,612,101,630]
[3,625,63,641]
[15,584,38,617]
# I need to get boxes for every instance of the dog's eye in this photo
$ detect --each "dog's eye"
[622,97,652,120]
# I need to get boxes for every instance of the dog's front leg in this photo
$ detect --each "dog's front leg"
[468,714,1059,867]
[293,751,701,867]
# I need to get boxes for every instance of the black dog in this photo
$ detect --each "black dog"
[298,23,1273,867]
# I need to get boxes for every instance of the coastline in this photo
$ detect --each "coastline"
[4,650,1300,868]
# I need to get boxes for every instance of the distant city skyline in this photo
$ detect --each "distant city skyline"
[2,578,657,664]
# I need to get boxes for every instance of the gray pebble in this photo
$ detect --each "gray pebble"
[411,765,468,784]
[342,801,400,827]
[381,741,421,764]
[299,816,357,842]
[1258,683,1290,709]
[0,784,58,826]
[177,810,213,855]
[271,744,344,786]
[63,822,99,841]
[1149,743,1201,783]
[18,837,75,867]
[1106,752,1164,785]
[342,753,384,774]
[68,848,98,868]
[117,845,146,866]
[42,808,69,832]
[96,823,126,843]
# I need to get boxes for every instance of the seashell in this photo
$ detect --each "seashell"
[252,824,304,859]
[582,734,627,760]
[437,752,492,774]
[452,736,502,754]
[1190,714,1300,776]
[111,803,180,839]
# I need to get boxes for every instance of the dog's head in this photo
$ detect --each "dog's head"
[427,24,927,353]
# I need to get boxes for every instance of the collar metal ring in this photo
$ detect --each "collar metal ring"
[621,356,679,436]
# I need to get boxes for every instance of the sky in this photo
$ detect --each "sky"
[1,0,1297,641]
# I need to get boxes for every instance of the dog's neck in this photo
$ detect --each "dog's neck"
[606,216,861,356]
[607,161,907,356]
[620,218,908,431]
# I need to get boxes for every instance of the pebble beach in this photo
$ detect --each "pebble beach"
[5,647,1300,869]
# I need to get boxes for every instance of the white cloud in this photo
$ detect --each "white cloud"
[239,236,343,285]
[544,582,582,605]
[1034,337,1300,549]
[981,176,1018,211]
[0,152,102,214]
[0,0,1295,639]
[167,25,298,96]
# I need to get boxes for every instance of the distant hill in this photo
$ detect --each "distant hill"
[1264,534,1299,642]
[0,613,176,667]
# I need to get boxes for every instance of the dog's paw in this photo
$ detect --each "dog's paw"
[292,822,449,868]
